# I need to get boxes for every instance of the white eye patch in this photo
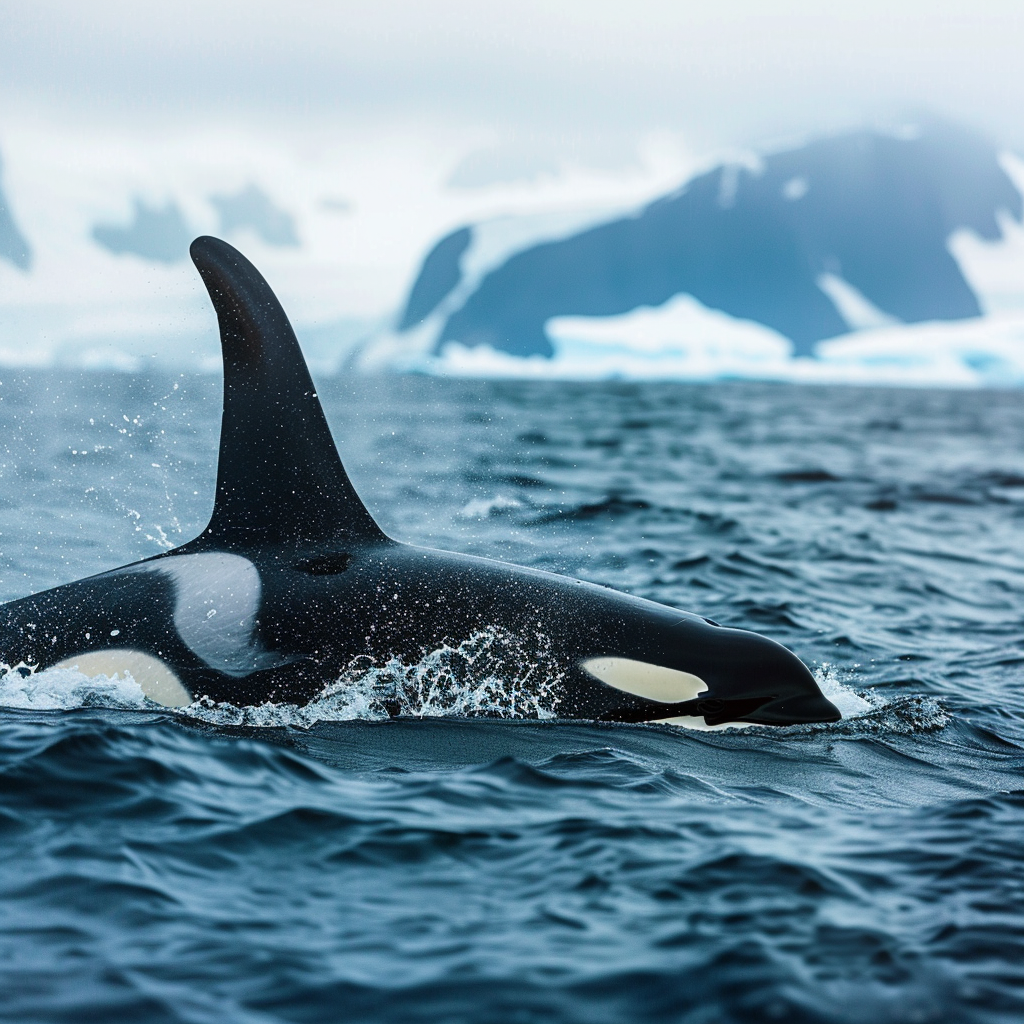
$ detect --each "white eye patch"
[581,657,709,703]
[581,656,753,730]
[53,649,192,708]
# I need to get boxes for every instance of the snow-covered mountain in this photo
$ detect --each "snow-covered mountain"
[0,153,31,271]
[4,115,1024,386]
[370,122,1024,385]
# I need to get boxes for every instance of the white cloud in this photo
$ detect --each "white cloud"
[1,2,1023,147]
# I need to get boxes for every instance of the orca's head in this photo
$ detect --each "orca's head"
[580,607,841,728]
[692,621,842,725]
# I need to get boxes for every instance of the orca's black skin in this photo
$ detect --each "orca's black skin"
[0,237,841,727]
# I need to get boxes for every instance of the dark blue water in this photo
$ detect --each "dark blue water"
[1,373,1023,1023]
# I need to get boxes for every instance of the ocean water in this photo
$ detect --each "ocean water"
[0,372,1022,1023]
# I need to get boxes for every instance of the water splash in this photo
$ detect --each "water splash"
[187,627,564,729]
[799,663,949,735]
[0,628,565,727]
[825,694,951,735]
[813,661,876,718]
[0,661,149,710]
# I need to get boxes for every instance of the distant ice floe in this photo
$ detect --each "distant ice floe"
[382,293,1024,387]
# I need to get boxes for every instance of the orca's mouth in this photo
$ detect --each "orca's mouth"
[743,690,842,725]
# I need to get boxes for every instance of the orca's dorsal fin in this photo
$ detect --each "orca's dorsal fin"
[189,236,386,548]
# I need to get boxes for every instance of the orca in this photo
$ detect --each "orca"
[0,236,841,728]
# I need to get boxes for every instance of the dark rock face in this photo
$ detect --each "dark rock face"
[92,199,192,264]
[402,124,1021,359]
[210,184,299,248]
[0,153,32,271]
[398,226,473,330]
[93,187,299,264]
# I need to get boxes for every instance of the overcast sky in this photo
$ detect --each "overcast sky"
[2,1,1024,158]
[2,1,1024,366]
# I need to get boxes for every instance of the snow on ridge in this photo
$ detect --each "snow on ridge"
[378,123,1024,379]
[414,296,1024,388]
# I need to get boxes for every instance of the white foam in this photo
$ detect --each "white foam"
[0,662,149,710]
[0,628,565,725]
[813,663,875,719]
[458,494,523,518]
[185,627,565,729]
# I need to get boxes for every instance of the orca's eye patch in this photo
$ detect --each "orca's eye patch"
[295,553,352,576]
[581,657,708,703]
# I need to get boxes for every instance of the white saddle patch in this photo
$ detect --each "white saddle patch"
[52,649,192,708]
[127,552,276,677]
[582,656,708,703]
